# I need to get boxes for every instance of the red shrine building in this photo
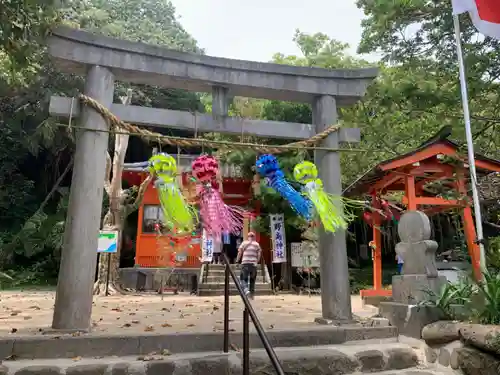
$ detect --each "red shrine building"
[119,155,271,290]
[344,127,500,299]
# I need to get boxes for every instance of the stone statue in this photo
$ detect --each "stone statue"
[391,210,446,305]
[395,210,439,277]
[380,210,447,338]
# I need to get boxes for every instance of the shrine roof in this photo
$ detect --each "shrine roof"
[343,126,500,197]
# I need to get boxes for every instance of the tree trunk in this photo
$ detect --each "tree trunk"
[93,174,152,295]
[94,90,133,295]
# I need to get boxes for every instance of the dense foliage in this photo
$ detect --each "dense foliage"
[0,0,203,286]
[1,1,499,286]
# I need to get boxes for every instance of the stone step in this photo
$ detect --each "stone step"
[202,267,268,274]
[200,275,269,284]
[197,288,274,297]
[197,282,272,296]
[0,341,441,375]
[201,269,267,276]
[198,282,270,288]
[0,327,398,360]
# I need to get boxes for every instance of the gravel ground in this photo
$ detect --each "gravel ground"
[0,291,378,336]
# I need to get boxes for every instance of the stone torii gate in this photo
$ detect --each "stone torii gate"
[48,26,377,331]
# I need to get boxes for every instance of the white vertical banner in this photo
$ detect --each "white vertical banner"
[201,229,214,263]
[270,214,287,263]
[291,242,303,267]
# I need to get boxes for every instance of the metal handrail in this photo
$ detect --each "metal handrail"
[221,253,285,375]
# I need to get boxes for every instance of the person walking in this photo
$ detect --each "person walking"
[212,238,222,264]
[396,253,404,274]
[236,232,261,300]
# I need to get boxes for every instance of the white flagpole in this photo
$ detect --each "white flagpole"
[453,14,486,273]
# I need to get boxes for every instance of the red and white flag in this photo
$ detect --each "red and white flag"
[452,0,500,39]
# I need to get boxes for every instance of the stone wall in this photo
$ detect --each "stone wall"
[422,321,500,375]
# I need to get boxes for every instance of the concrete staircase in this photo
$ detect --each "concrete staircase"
[0,337,457,374]
[197,263,273,296]
[0,322,456,374]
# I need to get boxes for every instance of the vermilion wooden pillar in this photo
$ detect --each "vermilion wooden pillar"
[457,173,481,279]
[372,192,382,291]
[405,175,417,210]
[462,207,481,279]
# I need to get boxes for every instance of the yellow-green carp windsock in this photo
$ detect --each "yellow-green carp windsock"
[293,161,360,233]
[148,153,198,234]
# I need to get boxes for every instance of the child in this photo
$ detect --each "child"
[396,254,404,274]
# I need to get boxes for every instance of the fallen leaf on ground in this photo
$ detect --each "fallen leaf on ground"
[72,356,82,361]
[161,323,172,328]
[186,324,195,327]
[144,325,155,332]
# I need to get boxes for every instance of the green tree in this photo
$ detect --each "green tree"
[0,0,204,283]
[353,0,500,228]
[0,0,58,85]
[355,0,500,158]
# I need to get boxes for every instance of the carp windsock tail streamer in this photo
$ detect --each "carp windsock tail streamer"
[294,161,360,233]
[148,153,198,233]
[255,154,313,221]
[191,155,246,240]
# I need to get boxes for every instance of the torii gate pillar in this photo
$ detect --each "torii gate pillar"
[52,66,115,331]
[314,95,353,322]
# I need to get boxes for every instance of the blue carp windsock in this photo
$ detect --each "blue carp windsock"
[255,154,313,221]
[293,161,360,233]
[148,153,198,233]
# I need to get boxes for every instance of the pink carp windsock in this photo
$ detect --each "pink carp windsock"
[191,155,247,239]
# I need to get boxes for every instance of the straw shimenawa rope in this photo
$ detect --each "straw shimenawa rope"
[77,94,345,154]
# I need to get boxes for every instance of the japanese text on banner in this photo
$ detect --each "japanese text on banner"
[201,229,214,263]
[270,214,287,263]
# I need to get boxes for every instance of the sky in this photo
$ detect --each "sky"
[169,0,379,62]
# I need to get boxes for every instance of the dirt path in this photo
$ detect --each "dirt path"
[0,291,377,336]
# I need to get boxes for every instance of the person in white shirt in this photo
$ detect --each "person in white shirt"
[396,254,404,274]
[236,232,262,299]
